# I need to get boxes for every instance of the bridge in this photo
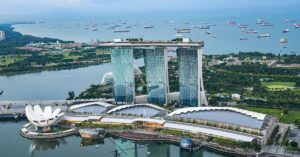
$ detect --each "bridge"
[0,99,110,107]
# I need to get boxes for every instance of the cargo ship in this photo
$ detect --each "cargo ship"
[257,34,270,38]
[176,28,191,33]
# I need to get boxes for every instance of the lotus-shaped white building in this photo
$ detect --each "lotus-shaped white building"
[26,105,64,131]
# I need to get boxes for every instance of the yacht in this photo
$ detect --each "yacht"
[283,29,290,33]
[280,38,288,43]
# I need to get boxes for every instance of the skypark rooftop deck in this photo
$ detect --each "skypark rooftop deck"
[95,40,204,48]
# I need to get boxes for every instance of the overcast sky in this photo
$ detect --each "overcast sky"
[0,0,300,20]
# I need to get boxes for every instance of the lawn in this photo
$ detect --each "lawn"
[238,106,300,124]
[262,81,296,91]
[0,54,29,66]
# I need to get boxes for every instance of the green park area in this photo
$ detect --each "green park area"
[262,81,296,91]
[238,106,300,124]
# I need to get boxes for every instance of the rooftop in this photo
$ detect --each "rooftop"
[95,40,204,48]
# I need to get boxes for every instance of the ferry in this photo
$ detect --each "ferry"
[283,29,290,33]
[0,105,22,120]
[79,128,105,140]
[240,37,248,40]
[257,34,270,38]
[114,30,130,33]
[280,38,288,43]
[176,29,191,33]
[144,25,154,29]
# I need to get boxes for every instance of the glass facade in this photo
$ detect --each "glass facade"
[110,48,134,103]
[144,48,168,105]
[177,48,199,107]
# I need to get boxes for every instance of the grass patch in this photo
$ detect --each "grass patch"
[238,106,300,124]
[262,82,296,91]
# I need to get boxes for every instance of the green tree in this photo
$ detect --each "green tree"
[67,91,75,100]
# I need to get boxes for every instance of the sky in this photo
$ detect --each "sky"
[0,0,300,21]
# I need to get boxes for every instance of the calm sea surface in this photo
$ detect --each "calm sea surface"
[0,121,232,157]
[13,14,300,54]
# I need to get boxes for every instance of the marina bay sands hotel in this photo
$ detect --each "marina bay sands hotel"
[97,38,208,107]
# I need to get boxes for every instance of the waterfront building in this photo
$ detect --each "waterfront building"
[99,39,207,107]
[177,48,199,107]
[25,105,64,132]
[144,47,168,105]
[62,102,275,144]
[110,47,135,104]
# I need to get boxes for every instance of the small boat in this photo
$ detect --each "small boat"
[240,37,248,40]
[257,34,270,38]
[280,38,288,43]
[283,29,289,33]
[205,31,212,35]
[0,90,3,96]
[91,28,98,31]
[144,25,154,29]
[176,28,191,33]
